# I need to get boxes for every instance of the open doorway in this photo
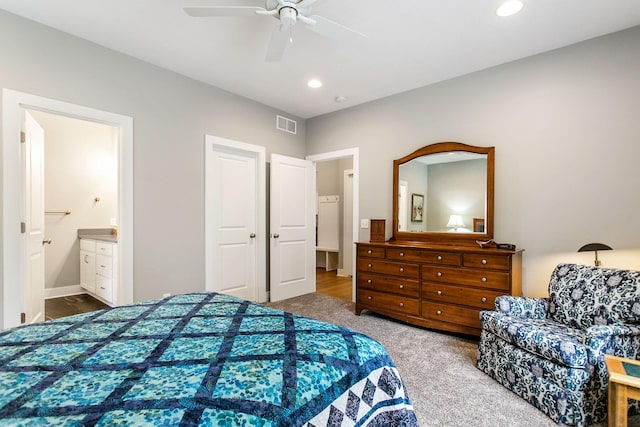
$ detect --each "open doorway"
[28,110,118,319]
[1,89,133,329]
[306,148,359,302]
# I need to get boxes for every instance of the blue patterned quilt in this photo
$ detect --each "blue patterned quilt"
[0,293,417,426]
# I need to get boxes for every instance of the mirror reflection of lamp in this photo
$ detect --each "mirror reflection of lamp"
[446,214,465,232]
[577,243,612,266]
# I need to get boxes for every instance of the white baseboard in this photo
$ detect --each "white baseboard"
[45,285,85,299]
[336,269,352,278]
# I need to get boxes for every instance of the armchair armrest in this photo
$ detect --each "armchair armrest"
[494,296,548,319]
[586,324,640,362]
[586,324,640,340]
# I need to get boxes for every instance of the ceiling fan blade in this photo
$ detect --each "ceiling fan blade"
[184,4,264,17]
[265,25,291,62]
[304,15,367,40]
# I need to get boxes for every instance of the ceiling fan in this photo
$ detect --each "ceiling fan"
[184,0,367,62]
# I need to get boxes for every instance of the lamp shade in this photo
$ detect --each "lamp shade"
[446,214,465,228]
[577,243,612,252]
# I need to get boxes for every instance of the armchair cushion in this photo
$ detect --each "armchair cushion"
[548,263,640,329]
[480,311,588,368]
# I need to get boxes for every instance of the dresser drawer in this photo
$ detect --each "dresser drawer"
[423,282,504,310]
[357,289,419,316]
[421,265,509,291]
[387,247,460,266]
[357,273,419,298]
[357,245,385,259]
[422,301,482,329]
[96,254,113,278]
[357,259,419,279]
[463,253,510,271]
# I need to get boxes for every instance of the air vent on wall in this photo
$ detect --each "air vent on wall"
[276,115,297,135]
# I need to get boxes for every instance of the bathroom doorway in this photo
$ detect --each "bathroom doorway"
[29,110,118,314]
[2,89,133,329]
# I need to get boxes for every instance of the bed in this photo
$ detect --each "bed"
[0,292,417,426]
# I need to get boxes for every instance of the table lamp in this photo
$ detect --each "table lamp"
[577,243,612,266]
[446,214,465,232]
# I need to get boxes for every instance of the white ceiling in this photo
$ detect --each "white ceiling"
[1,0,640,119]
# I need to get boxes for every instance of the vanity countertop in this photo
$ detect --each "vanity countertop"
[78,228,117,243]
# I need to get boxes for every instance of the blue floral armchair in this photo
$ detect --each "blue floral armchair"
[477,263,640,426]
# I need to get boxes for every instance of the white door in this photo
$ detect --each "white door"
[205,137,265,302]
[270,154,316,302]
[23,111,45,324]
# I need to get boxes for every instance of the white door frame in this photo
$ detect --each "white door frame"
[2,89,134,329]
[204,135,266,302]
[306,148,359,302]
[338,169,354,278]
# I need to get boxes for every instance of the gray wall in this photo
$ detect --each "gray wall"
[2,9,639,303]
[0,10,305,302]
[306,26,640,297]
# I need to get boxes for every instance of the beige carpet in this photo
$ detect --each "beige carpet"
[266,293,639,427]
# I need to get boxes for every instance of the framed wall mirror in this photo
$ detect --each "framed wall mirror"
[392,142,495,243]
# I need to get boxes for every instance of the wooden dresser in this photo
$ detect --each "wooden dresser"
[355,241,523,336]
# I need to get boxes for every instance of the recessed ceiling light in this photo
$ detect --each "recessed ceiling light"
[496,0,523,17]
[307,79,322,89]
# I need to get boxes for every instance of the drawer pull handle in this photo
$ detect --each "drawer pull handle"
[100,286,106,290]
[481,297,488,303]
[437,255,443,261]
[101,265,107,268]
[368,263,372,268]
[399,284,404,289]
[399,252,404,257]
[437,290,442,295]
[399,268,404,272]
[367,250,372,254]
[436,272,442,277]
[368,296,372,300]
[436,310,442,315]
[367,279,372,284]
[481,277,488,282]
[399,302,404,307]
[481,259,487,265]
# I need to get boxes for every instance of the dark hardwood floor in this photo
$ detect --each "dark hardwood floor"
[315,268,353,300]
[43,271,351,321]
[45,294,110,320]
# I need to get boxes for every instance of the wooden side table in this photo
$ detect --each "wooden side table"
[605,355,640,427]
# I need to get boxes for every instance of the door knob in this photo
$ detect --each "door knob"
[42,239,52,245]
[273,233,280,239]
[249,233,256,238]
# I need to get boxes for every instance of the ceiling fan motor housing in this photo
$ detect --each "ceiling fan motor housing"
[279,6,298,27]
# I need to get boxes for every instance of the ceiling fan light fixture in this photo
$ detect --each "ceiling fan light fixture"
[307,79,323,89]
[496,1,524,17]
